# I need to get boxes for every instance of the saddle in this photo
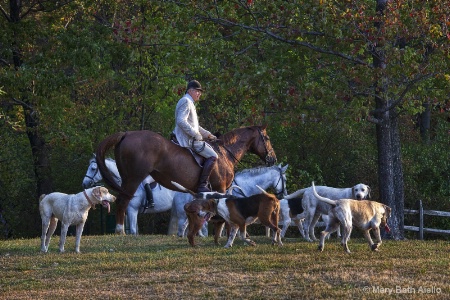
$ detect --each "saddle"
[170,133,205,167]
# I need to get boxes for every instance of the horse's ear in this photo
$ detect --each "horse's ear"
[93,153,96,158]
[260,124,268,130]
[282,164,289,172]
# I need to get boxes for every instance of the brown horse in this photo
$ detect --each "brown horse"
[95,125,277,234]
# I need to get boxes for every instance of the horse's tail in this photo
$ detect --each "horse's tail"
[95,132,131,197]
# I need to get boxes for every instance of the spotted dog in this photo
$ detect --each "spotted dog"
[172,181,230,246]
[284,182,371,241]
[311,182,391,253]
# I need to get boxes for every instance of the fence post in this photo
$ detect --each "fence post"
[417,200,424,240]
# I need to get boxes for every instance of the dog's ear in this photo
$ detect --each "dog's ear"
[209,199,218,211]
[367,185,372,199]
[92,187,102,200]
[383,205,392,217]
[351,186,355,199]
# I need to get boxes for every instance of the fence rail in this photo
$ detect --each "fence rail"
[404,200,450,240]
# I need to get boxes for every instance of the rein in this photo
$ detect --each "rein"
[217,128,273,168]
[257,128,276,165]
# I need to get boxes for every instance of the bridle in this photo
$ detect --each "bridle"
[83,160,101,186]
[274,167,287,198]
[216,127,276,166]
[257,128,276,166]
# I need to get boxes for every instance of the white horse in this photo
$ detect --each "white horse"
[82,156,176,235]
[173,164,289,237]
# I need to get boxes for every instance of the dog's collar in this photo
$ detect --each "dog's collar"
[83,190,96,210]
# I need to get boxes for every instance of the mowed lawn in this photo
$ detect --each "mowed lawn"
[0,234,448,299]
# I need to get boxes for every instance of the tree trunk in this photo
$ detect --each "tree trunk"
[375,103,404,240]
[24,108,54,195]
[418,102,431,144]
[372,0,404,240]
[9,0,54,195]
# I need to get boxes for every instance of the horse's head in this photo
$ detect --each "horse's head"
[82,156,103,188]
[274,164,289,198]
[254,125,277,166]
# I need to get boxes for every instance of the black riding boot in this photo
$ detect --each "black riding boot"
[144,183,155,208]
[197,157,217,193]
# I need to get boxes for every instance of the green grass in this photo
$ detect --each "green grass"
[0,235,449,299]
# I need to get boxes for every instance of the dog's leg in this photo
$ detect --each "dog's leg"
[224,225,239,248]
[239,225,256,246]
[270,207,283,246]
[213,221,225,245]
[186,214,203,247]
[318,221,340,252]
[271,226,283,246]
[294,218,306,239]
[302,210,315,242]
[280,215,290,238]
[309,212,321,241]
[341,225,353,253]
[43,217,58,252]
[59,223,70,253]
[41,218,51,252]
[74,222,86,253]
[336,225,342,239]
[369,225,382,251]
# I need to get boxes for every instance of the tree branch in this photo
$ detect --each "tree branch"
[200,16,369,66]
[0,4,11,22]
[369,72,438,116]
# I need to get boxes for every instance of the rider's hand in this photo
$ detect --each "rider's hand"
[194,133,203,141]
[208,134,217,141]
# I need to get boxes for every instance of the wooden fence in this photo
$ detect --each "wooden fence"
[404,200,450,240]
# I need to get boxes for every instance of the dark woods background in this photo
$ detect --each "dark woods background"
[0,1,449,239]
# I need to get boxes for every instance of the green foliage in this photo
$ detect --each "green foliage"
[402,116,450,229]
[1,0,449,238]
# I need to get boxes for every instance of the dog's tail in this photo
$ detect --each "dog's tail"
[256,185,270,196]
[226,185,243,195]
[38,194,46,202]
[312,182,337,206]
[284,188,308,200]
[171,181,197,196]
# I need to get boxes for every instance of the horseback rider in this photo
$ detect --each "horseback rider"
[173,80,218,193]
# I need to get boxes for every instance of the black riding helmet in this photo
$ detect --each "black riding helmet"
[186,80,203,92]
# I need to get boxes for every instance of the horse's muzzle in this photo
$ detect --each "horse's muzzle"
[266,155,277,166]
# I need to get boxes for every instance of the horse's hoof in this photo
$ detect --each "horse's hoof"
[318,245,324,252]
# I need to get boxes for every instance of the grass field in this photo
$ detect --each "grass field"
[0,234,448,299]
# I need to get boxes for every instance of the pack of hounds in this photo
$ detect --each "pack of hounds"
[39,177,391,254]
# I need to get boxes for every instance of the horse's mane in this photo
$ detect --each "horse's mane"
[235,165,277,176]
[220,126,258,146]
